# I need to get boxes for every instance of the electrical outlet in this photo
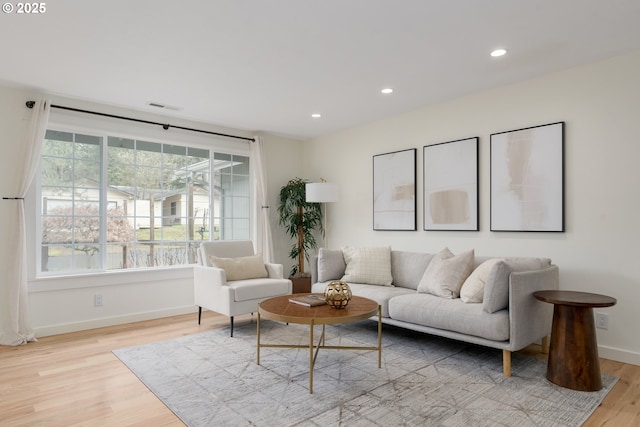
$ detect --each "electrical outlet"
[94,294,104,307]
[595,312,608,330]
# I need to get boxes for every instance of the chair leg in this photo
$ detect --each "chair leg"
[198,306,202,325]
[230,316,234,337]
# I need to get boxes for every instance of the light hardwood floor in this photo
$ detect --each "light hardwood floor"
[1,312,638,426]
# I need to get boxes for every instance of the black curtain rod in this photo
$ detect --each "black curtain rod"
[25,101,255,142]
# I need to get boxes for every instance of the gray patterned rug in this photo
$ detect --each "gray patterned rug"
[113,320,617,426]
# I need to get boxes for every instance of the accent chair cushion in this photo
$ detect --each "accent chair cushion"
[341,246,393,286]
[417,248,475,299]
[208,254,268,281]
[230,278,292,302]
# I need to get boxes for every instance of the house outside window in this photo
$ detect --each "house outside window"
[38,129,250,275]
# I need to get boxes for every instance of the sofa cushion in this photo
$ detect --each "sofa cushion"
[460,258,505,303]
[388,293,510,341]
[391,251,434,290]
[341,246,393,286]
[317,248,347,282]
[483,257,551,313]
[208,254,268,281]
[417,248,474,298]
[312,281,414,317]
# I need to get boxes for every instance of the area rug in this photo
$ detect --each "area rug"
[114,320,617,427]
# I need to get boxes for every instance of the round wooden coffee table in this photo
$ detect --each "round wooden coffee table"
[534,290,616,391]
[257,294,382,394]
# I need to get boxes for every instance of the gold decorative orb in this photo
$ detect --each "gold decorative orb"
[324,281,352,309]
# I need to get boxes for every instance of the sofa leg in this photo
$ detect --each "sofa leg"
[541,335,550,354]
[230,316,234,337]
[503,350,512,377]
[198,306,202,325]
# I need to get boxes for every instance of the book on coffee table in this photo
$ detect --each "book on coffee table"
[289,294,327,307]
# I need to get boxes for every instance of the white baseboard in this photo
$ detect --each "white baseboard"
[34,306,198,338]
[599,345,640,366]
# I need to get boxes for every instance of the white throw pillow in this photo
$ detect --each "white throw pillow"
[417,248,474,298]
[482,260,517,313]
[208,254,268,281]
[317,248,346,282]
[341,246,393,286]
[481,257,549,313]
[460,258,503,303]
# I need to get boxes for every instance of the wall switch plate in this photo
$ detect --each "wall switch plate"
[94,294,104,307]
[595,312,608,330]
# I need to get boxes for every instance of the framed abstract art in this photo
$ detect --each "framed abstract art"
[490,122,565,232]
[423,137,479,231]
[373,148,416,231]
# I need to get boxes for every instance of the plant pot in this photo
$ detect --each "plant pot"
[290,275,311,294]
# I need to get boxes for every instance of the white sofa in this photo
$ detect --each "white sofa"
[310,247,559,376]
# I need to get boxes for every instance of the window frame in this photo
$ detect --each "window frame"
[28,109,254,287]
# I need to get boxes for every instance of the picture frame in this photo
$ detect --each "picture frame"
[423,137,479,231]
[490,122,565,232]
[373,148,416,231]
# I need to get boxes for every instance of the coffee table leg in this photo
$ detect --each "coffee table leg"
[256,311,261,365]
[309,320,314,394]
[377,305,382,368]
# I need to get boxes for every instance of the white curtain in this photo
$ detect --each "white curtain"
[250,136,274,263]
[0,99,50,346]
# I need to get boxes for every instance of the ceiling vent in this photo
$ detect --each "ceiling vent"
[147,101,182,111]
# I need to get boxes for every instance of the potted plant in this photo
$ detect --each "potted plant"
[278,178,323,286]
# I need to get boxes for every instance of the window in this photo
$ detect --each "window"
[38,129,250,275]
[213,153,250,240]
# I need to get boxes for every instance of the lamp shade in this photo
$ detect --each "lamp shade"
[306,182,339,203]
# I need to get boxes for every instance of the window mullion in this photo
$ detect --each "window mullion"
[209,152,214,242]
[99,134,108,270]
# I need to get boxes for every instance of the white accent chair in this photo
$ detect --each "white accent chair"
[194,240,292,336]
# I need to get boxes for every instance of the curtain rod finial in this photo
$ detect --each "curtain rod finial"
[26,101,35,109]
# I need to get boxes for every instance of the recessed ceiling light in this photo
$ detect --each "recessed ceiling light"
[381,88,394,94]
[491,48,507,57]
[311,113,321,118]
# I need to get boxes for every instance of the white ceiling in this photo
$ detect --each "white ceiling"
[2,0,640,140]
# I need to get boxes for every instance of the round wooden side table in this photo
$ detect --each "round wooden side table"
[533,290,616,391]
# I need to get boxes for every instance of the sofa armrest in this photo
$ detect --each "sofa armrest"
[194,265,234,314]
[507,265,559,351]
[265,262,285,279]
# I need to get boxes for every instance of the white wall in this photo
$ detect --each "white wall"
[303,50,640,365]
[256,132,306,275]
[0,86,301,337]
